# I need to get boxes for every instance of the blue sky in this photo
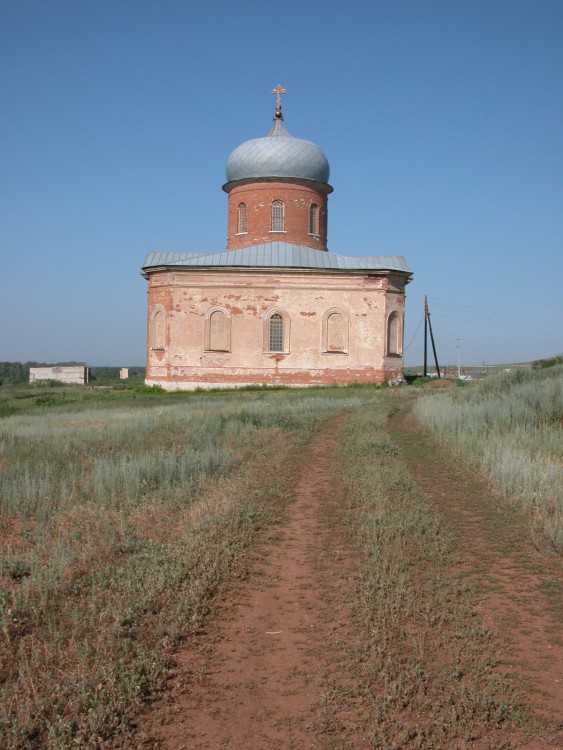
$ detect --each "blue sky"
[1,0,561,367]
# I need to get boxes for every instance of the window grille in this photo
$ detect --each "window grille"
[309,203,319,235]
[237,202,247,234]
[269,313,284,351]
[271,201,284,232]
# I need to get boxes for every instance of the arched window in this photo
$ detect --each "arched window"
[271,200,284,232]
[237,202,247,234]
[322,308,348,353]
[264,309,289,353]
[205,308,231,351]
[326,312,345,352]
[387,312,402,355]
[151,307,166,350]
[269,313,284,351]
[309,203,319,235]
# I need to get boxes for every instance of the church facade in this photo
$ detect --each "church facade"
[142,88,412,390]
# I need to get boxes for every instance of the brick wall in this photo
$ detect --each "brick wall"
[225,182,328,251]
[145,268,408,390]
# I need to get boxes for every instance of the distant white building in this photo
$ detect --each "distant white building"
[29,366,89,385]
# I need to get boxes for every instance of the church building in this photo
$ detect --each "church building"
[142,87,412,390]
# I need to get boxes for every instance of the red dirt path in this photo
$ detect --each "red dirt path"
[136,406,562,750]
[388,403,563,749]
[137,415,369,749]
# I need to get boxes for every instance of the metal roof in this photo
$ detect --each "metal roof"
[225,116,330,186]
[142,243,411,275]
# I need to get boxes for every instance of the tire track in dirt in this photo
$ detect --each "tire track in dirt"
[389,401,563,748]
[137,415,369,750]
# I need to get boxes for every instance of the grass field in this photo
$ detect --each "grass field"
[0,385,377,749]
[331,400,536,746]
[413,365,563,552]
[1,373,560,748]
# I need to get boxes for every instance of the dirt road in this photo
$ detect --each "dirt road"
[138,415,369,749]
[388,403,563,749]
[137,404,562,749]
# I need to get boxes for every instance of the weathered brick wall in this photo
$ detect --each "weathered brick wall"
[384,273,407,374]
[225,182,328,251]
[145,268,407,390]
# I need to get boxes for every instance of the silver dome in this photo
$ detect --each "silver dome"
[226,116,330,185]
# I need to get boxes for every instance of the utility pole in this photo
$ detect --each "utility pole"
[424,296,428,377]
[456,338,461,378]
[424,296,441,378]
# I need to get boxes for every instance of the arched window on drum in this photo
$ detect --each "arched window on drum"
[271,200,285,232]
[309,203,319,236]
[237,202,247,234]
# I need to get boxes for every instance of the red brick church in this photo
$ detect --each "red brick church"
[142,86,412,390]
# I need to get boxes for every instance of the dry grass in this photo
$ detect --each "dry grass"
[4,379,556,748]
[325,397,551,748]
[0,388,377,749]
[413,366,563,552]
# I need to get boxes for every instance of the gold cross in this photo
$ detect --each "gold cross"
[271,84,286,110]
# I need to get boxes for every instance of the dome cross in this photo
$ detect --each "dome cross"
[271,84,286,118]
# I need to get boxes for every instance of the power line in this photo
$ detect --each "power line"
[427,296,563,332]
[429,295,563,327]
[404,312,424,351]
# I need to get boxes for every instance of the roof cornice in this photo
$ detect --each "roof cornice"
[141,242,412,281]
